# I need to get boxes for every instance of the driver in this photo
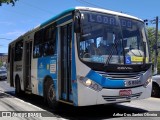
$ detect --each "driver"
[88,40,97,55]
[98,39,107,55]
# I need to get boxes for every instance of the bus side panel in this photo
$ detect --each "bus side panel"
[37,56,57,96]
[13,61,23,90]
[31,59,38,94]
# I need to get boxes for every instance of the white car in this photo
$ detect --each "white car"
[152,75,160,97]
[0,70,7,80]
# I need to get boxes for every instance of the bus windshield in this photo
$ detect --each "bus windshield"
[78,11,149,65]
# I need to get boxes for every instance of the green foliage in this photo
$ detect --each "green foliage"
[0,61,2,67]
[157,57,160,74]
[0,0,18,6]
[147,28,155,55]
[147,27,160,74]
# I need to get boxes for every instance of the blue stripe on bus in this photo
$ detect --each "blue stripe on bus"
[40,8,75,28]
[86,70,125,88]
[37,56,57,96]
[71,27,78,106]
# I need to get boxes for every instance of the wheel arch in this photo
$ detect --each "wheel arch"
[152,81,160,88]
[152,81,160,97]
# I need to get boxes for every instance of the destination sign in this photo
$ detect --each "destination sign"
[88,13,132,28]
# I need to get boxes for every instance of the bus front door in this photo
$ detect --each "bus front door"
[60,23,72,102]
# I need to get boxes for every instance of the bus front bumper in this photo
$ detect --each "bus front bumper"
[97,82,152,104]
[77,81,152,106]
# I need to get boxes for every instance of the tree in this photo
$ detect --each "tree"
[0,61,2,67]
[0,0,18,6]
[147,27,160,73]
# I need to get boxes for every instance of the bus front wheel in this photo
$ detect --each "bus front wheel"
[45,79,58,108]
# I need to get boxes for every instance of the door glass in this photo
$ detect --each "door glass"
[61,23,72,101]
[25,42,32,89]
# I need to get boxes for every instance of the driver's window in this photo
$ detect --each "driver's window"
[80,39,97,58]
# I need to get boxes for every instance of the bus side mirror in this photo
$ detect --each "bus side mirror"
[74,16,81,33]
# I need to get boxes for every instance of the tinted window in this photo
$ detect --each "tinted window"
[0,71,6,74]
[15,40,23,61]
[33,24,56,58]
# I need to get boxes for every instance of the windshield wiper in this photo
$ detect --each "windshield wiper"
[104,44,115,66]
[104,39,120,66]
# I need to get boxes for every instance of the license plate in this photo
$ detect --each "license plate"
[119,90,132,96]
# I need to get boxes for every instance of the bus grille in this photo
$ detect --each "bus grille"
[97,71,144,80]
[102,92,142,102]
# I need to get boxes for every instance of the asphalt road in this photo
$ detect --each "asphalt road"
[0,80,160,120]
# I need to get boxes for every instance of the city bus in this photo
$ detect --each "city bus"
[7,7,152,107]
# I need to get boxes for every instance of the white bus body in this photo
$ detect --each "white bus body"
[7,7,152,107]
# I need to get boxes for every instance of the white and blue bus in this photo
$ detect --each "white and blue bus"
[7,7,152,107]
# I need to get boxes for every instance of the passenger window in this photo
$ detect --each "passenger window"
[14,40,23,61]
[33,24,56,58]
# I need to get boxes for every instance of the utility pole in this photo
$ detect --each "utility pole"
[154,16,159,75]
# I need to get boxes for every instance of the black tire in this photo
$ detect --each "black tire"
[151,83,160,97]
[45,78,58,109]
[15,77,22,96]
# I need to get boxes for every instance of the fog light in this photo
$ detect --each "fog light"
[85,79,92,86]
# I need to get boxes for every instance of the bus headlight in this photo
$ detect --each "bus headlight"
[143,77,152,88]
[85,79,92,86]
[78,76,102,91]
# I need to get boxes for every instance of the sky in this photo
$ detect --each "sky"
[0,0,160,53]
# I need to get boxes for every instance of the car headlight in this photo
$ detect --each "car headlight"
[143,77,152,88]
[78,76,102,91]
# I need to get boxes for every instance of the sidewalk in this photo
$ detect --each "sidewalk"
[0,80,59,120]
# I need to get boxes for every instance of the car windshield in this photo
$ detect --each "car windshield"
[78,11,149,65]
[0,71,6,74]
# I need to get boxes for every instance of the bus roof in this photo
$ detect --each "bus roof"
[76,6,142,21]
[40,6,142,28]
[40,8,75,28]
